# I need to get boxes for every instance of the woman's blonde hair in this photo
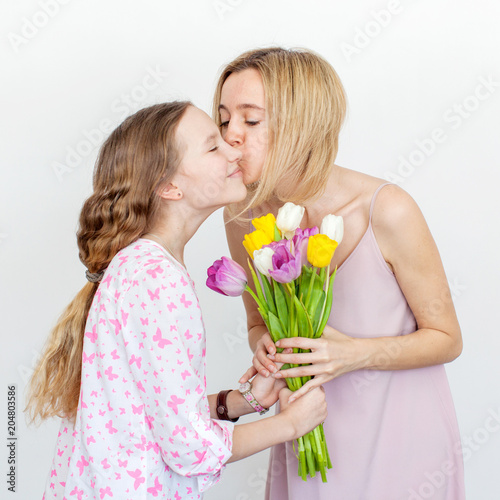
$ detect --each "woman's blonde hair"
[26,101,191,423]
[213,47,347,214]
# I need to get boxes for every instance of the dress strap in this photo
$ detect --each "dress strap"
[369,182,393,220]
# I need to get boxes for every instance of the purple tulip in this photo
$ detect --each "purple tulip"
[206,257,247,297]
[292,227,319,266]
[268,239,303,284]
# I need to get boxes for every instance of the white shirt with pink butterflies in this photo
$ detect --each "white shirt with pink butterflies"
[43,239,234,500]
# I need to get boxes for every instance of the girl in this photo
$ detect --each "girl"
[27,101,327,499]
[214,47,465,499]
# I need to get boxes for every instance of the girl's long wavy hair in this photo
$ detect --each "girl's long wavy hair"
[26,101,191,423]
[213,47,347,218]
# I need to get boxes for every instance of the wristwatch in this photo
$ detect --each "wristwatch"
[239,382,269,415]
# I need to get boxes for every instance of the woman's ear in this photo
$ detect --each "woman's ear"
[158,183,183,201]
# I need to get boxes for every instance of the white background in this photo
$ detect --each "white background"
[1,0,499,498]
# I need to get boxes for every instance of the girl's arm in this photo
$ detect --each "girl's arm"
[270,185,463,399]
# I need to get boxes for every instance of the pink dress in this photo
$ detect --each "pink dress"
[43,239,234,500]
[266,184,465,500]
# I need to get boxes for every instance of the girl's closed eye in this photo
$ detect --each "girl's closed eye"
[246,120,260,126]
[209,145,219,152]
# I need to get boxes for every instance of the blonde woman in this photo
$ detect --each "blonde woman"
[214,48,465,499]
[27,102,327,500]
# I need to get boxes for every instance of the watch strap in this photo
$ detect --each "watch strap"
[239,382,269,415]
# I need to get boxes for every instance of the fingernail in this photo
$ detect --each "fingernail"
[262,370,269,377]
[275,341,281,347]
[269,365,277,373]
[274,372,282,378]
[289,398,295,403]
[267,354,275,360]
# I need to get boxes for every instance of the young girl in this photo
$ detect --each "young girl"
[27,102,327,500]
[214,48,465,499]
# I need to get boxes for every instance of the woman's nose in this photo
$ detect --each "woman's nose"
[223,120,243,147]
[226,143,242,163]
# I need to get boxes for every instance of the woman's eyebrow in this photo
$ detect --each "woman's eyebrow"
[219,103,265,112]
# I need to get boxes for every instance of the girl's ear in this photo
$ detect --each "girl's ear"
[158,183,183,201]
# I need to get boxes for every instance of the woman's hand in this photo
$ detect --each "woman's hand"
[279,386,327,439]
[271,325,369,401]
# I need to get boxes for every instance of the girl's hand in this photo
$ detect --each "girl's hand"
[271,325,369,401]
[240,331,279,382]
[279,386,327,439]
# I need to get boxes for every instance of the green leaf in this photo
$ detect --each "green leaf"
[268,311,285,342]
[293,295,314,338]
[273,281,289,331]
[316,267,337,336]
[261,275,277,316]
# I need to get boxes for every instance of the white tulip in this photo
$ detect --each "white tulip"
[276,202,305,239]
[320,214,344,244]
[253,247,275,277]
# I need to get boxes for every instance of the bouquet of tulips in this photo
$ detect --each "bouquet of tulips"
[206,202,343,482]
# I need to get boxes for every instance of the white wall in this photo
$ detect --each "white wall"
[1,0,499,498]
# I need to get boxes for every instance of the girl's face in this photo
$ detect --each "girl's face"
[174,106,246,211]
[219,68,268,186]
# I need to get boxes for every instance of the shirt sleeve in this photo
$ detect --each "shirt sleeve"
[120,259,234,492]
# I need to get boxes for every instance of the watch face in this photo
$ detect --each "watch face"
[239,382,251,393]
[217,406,224,415]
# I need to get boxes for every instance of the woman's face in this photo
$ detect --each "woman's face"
[219,68,268,186]
[174,106,246,211]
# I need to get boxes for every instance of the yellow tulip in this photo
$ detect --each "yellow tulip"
[252,213,277,241]
[307,234,338,268]
[243,229,273,258]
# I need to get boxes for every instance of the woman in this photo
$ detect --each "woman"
[26,102,327,500]
[214,48,465,499]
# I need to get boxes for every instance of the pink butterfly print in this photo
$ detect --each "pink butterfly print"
[129,354,142,369]
[147,441,160,454]
[124,390,132,398]
[171,450,180,458]
[167,395,185,415]
[119,407,125,415]
[82,352,95,364]
[121,308,129,327]
[187,487,193,494]
[166,302,177,312]
[181,370,191,381]
[192,450,207,465]
[104,366,118,381]
[172,425,187,439]
[126,468,146,490]
[101,458,111,469]
[98,409,106,416]
[147,476,163,497]
[131,404,144,415]
[99,303,106,312]
[99,318,106,325]
[102,274,112,288]
[115,472,121,480]
[99,486,112,499]
[180,294,192,308]
[85,325,97,343]
[57,448,64,457]
[152,328,172,349]
[195,385,203,395]
[140,301,147,310]
[136,381,146,393]
[114,290,121,301]
[187,349,194,361]
[110,349,120,360]
[184,329,193,340]
[148,288,160,301]
[135,435,147,451]
[107,401,113,412]
[140,317,149,326]
[174,491,181,500]
[70,486,84,500]
[109,318,121,335]
[180,276,188,286]
[105,420,117,434]
[118,458,128,468]
[153,386,161,394]
[118,255,128,267]
[147,265,164,279]
[76,455,89,476]
[87,436,96,445]
[145,415,154,430]
[50,468,56,477]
